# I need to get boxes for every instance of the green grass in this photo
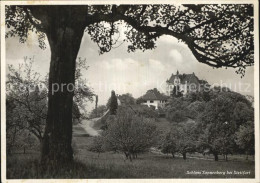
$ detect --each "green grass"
[7,136,255,179]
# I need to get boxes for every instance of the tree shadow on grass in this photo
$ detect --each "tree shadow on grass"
[7,158,134,179]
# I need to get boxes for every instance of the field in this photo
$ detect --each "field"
[6,134,255,179]
[73,136,255,178]
[6,116,255,179]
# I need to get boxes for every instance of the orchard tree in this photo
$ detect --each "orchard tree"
[73,57,95,118]
[5,4,254,163]
[161,124,197,160]
[6,58,48,145]
[235,120,255,160]
[104,106,159,161]
[196,90,253,161]
[233,101,254,127]
[165,97,189,123]
[87,136,106,157]
[175,124,197,160]
[197,95,235,161]
[161,129,178,158]
[6,57,93,156]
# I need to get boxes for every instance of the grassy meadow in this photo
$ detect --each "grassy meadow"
[7,133,255,179]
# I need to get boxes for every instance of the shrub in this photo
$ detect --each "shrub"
[166,109,187,123]
[133,105,159,119]
[186,101,206,119]
[87,136,106,157]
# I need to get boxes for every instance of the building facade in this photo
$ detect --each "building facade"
[166,71,208,96]
[141,88,168,109]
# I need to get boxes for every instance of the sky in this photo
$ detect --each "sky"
[6,29,254,112]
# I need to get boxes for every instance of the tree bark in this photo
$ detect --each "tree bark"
[41,10,85,164]
[171,152,175,158]
[225,154,228,161]
[182,153,186,160]
[124,152,129,159]
[129,153,132,162]
[213,153,219,161]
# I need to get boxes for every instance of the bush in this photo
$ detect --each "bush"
[186,101,206,119]
[87,136,106,157]
[166,109,187,123]
[133,105,159,119]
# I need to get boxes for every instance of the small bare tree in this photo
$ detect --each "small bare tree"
[87,136,106,157]
[6,57,94,153]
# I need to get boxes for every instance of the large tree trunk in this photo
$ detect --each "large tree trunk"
[41,9,85,164]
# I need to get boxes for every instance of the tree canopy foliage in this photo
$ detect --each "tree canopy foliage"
[118,93,136,105]
[196,89,254,161]
[89,105,107,119]
[6,4,254,75]
[235,120,254,158]
[161,123,197,159]
[163,86,254,161]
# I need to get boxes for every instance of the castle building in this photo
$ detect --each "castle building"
[166,70,208,96]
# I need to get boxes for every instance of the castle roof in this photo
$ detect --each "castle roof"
[167,72,206,85]
[142,88,168,101]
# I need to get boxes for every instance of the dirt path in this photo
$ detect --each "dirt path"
[73,110,109,137]
[79,119,99,136]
